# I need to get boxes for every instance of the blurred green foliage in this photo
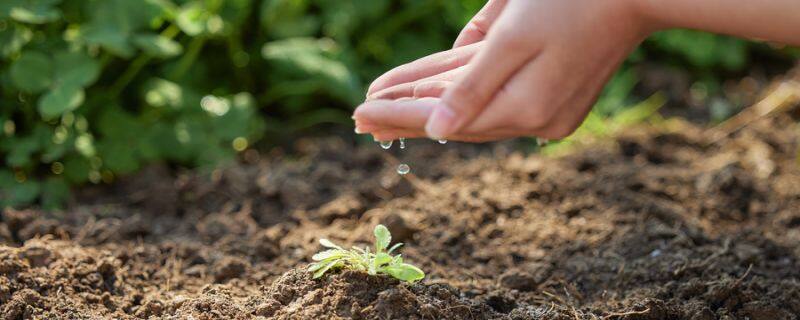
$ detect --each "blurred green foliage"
[0,0,796,208]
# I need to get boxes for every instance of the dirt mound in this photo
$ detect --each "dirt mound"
[249,269,499,319]
[1,111,800,319]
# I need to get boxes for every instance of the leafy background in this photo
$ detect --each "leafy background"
[1,0,798,208]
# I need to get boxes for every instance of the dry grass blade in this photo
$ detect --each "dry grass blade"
[707,67,800,144]
[602,307,651,319]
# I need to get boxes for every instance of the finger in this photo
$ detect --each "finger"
[370,129,427,141]
[369,65,462,100]
[413,81,450,99]
[453,0,509,48]
[370,80,452,101]
[355,98,525,142]
[353,98,437,131]
[427,5,539,139]
[366,42,482,98]
[371,128,508,143]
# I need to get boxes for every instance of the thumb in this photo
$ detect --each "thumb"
[453,0,508,48]
[427,5,538,139]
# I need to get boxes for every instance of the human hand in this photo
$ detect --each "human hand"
[354,0,652,142]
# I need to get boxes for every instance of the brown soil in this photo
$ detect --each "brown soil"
[2,112,800,319]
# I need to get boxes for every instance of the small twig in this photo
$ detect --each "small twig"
[733,263,753,288]
[541,290,564,304]
[572,306,581,320]
[707,79,800,144]
[699,237,731,267]
[602,307,651,319]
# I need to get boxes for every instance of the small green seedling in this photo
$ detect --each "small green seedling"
[308,224,425,283]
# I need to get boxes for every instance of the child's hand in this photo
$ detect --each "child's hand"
[354,0,800,142]
[355,0,650,141]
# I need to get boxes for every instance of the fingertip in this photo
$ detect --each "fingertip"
[424,104,459,140]
[452,25,483,49]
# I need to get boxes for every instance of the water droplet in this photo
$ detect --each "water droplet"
[399,137,406,149]
[379,140,393,149]
[536,138,549,147]
[438,139,448,144]
[397,164,410,175]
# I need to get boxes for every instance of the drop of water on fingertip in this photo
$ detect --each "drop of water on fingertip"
[397,164,410,175]
[399,137,406,149]
[379,140,393,149]
[438,139,447,144]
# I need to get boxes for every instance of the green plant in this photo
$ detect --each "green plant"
[309,224,425,283]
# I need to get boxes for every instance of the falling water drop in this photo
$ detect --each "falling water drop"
[379,140,393,149]
[397,164,410,175]
[399,137,406,149]
[438,139,448,144]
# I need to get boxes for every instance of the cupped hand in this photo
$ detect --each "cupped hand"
[354,0,653,142]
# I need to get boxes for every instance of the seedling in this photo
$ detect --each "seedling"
[308,224,425,283]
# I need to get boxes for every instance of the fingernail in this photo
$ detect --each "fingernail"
[425,104,458,140]
[355,126,364,134]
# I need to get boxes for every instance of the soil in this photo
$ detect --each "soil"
[2,111,800,319]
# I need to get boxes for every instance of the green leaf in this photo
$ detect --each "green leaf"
[308,261,330,273]
[312,260,339,279]
[38,83,85,119]
[8,0,61,24]
[87,0,167,32]
[260,0,318,38]
[53,50,101,87]
[175,2,207,36]
[4,135,40,167]
[373,224,391,252]
[62,156,91,184]
[374,252,392,266]
[143,78,183,108]
[97,140,140,174]
[10,51,52,93]
[132,33,183,58]
[0,170,14,188]
[0,24,33,58]
[319,238,342,250]
[385,263,425,283]
[82,26,134,58]
[261,38,361,104]
[312,249,346,261]
[387,242,403,254]
[212,93,261,140]
[0,178,41,208]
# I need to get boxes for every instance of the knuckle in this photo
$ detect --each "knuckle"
[413,82,446,98]
[446,81,489,112]
[494,31,530,51]
[467,20,488,37]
